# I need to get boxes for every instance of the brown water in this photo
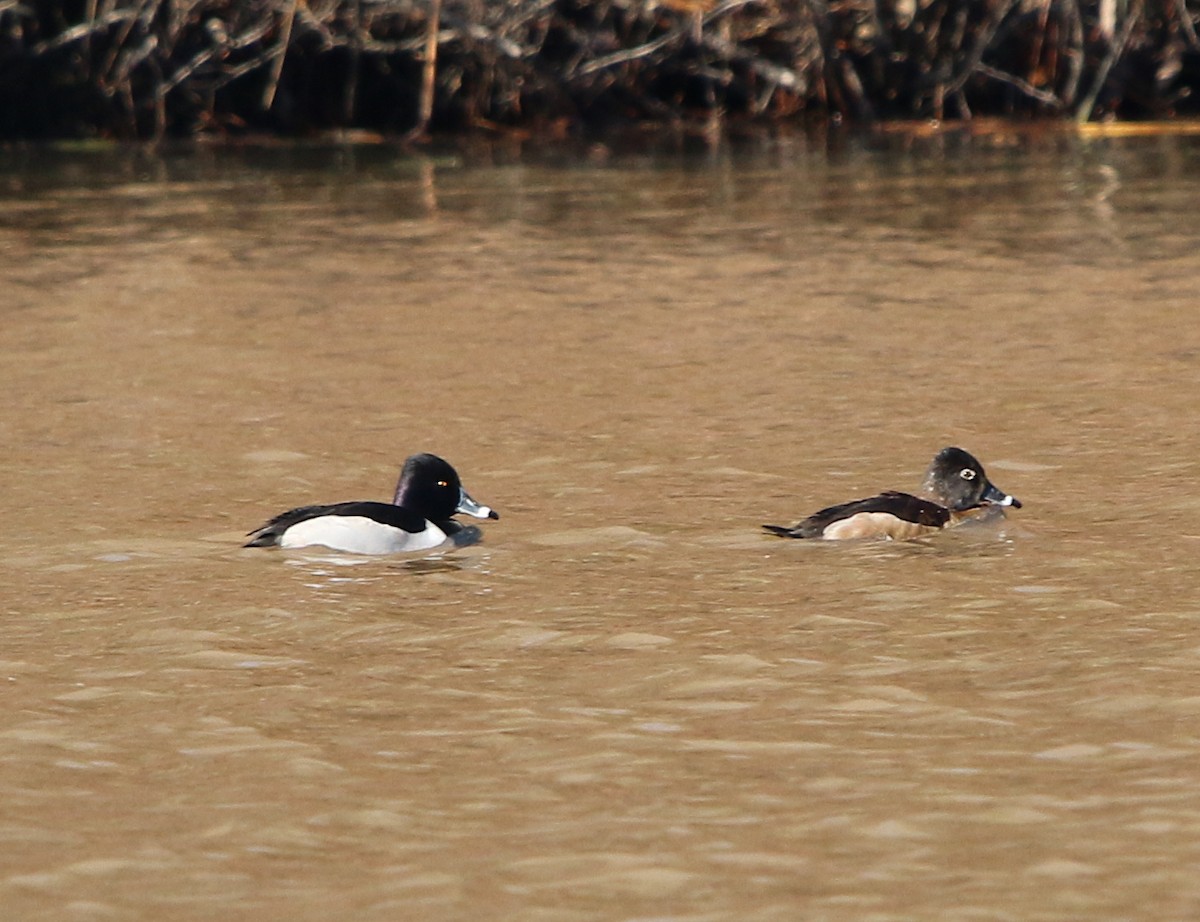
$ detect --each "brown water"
[2,131,1200,920]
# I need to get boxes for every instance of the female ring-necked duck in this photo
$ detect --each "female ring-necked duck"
[763,446,1021,541]
[245,452,499,554]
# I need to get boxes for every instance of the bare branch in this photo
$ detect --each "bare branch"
[975,62,1063,109]
[1075,0,1145,122]
[262,0,299,110]
[31,10,134,54]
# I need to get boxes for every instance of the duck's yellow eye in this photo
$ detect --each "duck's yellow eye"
[437,480,449,488]
[960,469,976,480]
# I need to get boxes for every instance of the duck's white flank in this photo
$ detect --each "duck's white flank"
[279,516,448,555]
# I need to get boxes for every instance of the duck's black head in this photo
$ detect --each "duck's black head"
[393,453,499,523]
[921,446,1021,512]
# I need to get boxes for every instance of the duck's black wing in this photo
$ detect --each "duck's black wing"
[764,491,950,539]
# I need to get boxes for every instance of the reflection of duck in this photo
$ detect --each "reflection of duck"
[763,447,1021,541]
[245,453,498,554]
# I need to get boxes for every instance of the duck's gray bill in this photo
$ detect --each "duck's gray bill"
[457,489,500,520]
[982,482,1021,509]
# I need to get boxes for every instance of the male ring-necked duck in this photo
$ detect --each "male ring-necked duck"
[763,446,1021,541]
[245,452,499,554]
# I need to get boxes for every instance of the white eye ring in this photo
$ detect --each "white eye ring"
[960,469,977,481]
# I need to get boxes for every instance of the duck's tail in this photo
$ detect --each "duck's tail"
[244,522,286,547]
[762,523,803,539]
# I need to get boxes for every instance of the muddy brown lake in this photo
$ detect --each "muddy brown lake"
[2,130,1200,920]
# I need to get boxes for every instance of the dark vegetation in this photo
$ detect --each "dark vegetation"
[3,0,1200,141]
